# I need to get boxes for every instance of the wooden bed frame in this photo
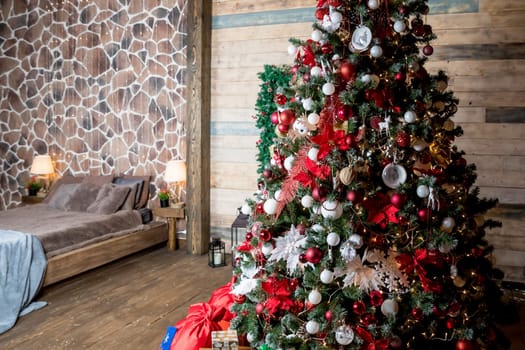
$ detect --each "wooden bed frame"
[43,221,168,286]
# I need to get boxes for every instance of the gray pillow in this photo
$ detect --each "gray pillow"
[63,182,101,212]
[86,183,131,215]
[47,183,80,210]
[118,182,139,211]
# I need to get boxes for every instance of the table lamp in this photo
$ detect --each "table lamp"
[164,159,186,207]
[30,154,55,193]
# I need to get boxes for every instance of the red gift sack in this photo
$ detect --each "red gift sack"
[170,302,225,350]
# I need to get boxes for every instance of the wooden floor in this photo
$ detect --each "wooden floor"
[0,244,233,350]
[0,245,523,350]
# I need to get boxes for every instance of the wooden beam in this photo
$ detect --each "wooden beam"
[186,0,212,254]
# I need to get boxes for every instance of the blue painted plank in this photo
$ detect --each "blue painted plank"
[211,121,259,136]
[212,1,479,30]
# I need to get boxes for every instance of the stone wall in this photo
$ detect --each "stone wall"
[0,0,187,210]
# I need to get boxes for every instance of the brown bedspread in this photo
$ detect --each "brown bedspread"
[0,204,144,257]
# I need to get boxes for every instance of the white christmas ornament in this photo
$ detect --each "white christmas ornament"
[302,97,314,111]
[393,20,406,33]
[308,289,322,305]
[335,325,354,345]
[330,11,343,25]
[361,74,372,83]
[305,320,320,334]
[348,234,363,249]
[322,82,335,95]
[274,190,282,201]
[307,147,319,161]
[351,25,372,51]
[320,269,334,284]
[381,299,399,316]
[263,198,278,215]
[284,155,295,171]
[404,110,417,123]
[441,217,456,231]
[367,0,380,9]
[287,44,297,56]
[312,224,325,233]
[413,139,428,152]
[370,45,383,58]
[416,184,430,198]
[293,119,309,136]
[311,29,323,42]
[310,66,322,77]
[307,112,320,125]
[326,232,341,246]
[241,203,251,215]
[382,163,407,189]
[301,195,314,208]
[321,200,343,219]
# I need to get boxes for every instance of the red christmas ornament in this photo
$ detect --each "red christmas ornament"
[396,132,411,148]
[321,43,333,54]
[456,339,476,350]
[339,61,356,82]
[289,278,299,289]
[296,223,306,235]
[346,189,363,204]
[352,300,366,315]
[312,185,328,202]
[279,109,295,125]
[423,44,434,56]
[275,94,287,105]
[305,247,323,264]
[263,169,273,179]
[336,105,349,121]
[412,25,425,37]
[277,123,289,133]
[418,208,431,221]
[390,192,406,208]
[299,253,308,264]
[411,307,423,320]
[325,310,333,321]
[255,303,265,314]
[395,71,406,81]
[446,318,456,330]
[302,72,311,82]
[270,111,280,125]
[259,229,272,242]
[360,313,376,326]
[381,158,392,167]
[245,231,253,241]
[369,115,381,129]
[255,202,264,214]
[328,0,341,7]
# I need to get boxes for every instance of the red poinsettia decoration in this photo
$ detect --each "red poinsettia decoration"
[261,276,296,317]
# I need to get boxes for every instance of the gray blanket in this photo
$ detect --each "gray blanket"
[0,230,47,334]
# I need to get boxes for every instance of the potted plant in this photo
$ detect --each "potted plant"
[158,189,170,208]
[27,176,42,196]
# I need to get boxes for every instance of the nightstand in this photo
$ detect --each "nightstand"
[153,206,185,251]
[21,195,45,205]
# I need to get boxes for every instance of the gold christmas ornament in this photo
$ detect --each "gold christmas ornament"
[339,166,355,185]
[443,118,455,131]
[429,134,452,167]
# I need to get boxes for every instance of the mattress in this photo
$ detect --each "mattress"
[0,204,145,257]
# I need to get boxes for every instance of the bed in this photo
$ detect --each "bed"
[1,174,169,287]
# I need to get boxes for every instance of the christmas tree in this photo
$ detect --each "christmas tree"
[230,1,512,349]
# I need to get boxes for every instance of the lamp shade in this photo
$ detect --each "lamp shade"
[164,160,186,183]
[30,155,54,175]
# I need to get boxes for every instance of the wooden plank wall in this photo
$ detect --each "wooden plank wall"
[210,0,525,282]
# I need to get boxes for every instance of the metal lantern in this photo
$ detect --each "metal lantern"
[208,237,226,268]
[230,210,249,252]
